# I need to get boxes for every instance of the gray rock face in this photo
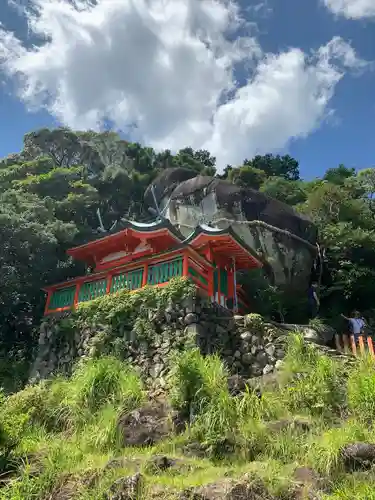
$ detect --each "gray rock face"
[144,168,318,290]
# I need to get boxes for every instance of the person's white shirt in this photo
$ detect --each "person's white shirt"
[349,318,365,335]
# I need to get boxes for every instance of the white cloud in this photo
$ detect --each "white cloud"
[323,0,375,19]
[0,0,367,171]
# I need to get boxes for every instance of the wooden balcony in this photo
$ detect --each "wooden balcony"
[43,247,244,315]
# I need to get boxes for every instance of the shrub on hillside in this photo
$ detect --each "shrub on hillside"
[70,356,144,414]
[280,333,346,417]
[169,349,241,457]
[0,356,144,441]
[0,382,54,431]
[169,349,229,421]
[347,355,375,422]
[308,419,371,476]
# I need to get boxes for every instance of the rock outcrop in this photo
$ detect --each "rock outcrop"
[144,168,319,291]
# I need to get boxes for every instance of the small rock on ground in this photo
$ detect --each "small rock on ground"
[104,473,144,500]
[341,442,375,471]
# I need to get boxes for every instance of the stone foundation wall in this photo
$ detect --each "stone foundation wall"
[30,296,288,385]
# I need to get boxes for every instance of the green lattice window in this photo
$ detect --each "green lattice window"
[148,258,183,285]
[49,286,76,310]
[110,269,143,293]
[220,269,228,295]
[188,267,208,286]
[78,279,107,303]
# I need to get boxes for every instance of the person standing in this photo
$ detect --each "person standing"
[341,311,366,341]
[308,282,320,319]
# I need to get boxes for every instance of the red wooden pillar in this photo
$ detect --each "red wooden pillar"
[368,336,375,359]
[208,267,214,301]
[44,290,52,315]
[182,251,189,277]
[73,283,81,309]
[227,266,234,309]
[217,266,221,306]
[142,263,148,287]
[106,273,113,294]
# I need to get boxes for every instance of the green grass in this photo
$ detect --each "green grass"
[1,333,375,499]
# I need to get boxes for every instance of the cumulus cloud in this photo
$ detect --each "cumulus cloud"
[323,0,375,19]
[0,0,367,171]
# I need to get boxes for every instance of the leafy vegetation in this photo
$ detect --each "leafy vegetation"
[0,335,374,498]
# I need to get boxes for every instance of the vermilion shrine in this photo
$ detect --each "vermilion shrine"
[43,219,262,316]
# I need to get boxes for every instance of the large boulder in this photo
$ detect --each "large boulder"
[117,398,182,447]
[144,169,318,291]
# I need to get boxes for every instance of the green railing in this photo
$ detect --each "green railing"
[148,258,183,285]
[47,257,186,312]
[78,279,107,303]
[49,286,76,309]
[110,268,143,293]
[188,266,208,286]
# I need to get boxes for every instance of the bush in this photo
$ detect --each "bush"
[347,355,375,422]
[0,357,144,439]
[307,419,371,476]
[70,356,144,414]
[169,349,242,458]
[280,333,346,417]
[76,278,195,332]
[0,382,53,431]
[169,349,229,421]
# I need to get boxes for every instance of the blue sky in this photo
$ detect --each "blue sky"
[0,0,374,179]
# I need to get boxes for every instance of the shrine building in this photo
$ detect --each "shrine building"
[43,219,262,316]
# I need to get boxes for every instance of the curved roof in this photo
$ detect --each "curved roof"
[67,216,263,270]
[184,224,263,269]
[67,218,183,264]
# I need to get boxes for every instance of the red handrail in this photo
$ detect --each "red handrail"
[335,333,375,358]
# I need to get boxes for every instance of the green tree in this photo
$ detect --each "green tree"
[247,154,300,181]
[323,164,355,185]
[260,177,307,205]
[227,165,266,189]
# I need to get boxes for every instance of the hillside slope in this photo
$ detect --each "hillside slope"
[1,326,375,499]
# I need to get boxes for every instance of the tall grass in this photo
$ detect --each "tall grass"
[280,333,346,418]
[0,356,145,498]
[70,356,144,415]
[169,349,229,421]
[347,354,375,421]
[307,419,371,476]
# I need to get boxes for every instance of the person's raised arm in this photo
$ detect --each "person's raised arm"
[341,313,350,321]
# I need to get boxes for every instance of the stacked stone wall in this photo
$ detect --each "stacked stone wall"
[31,296,287,385]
